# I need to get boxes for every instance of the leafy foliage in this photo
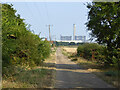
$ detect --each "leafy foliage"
[55,41,85,46]
[86,2,120,67]
[2,4,51,70]
[77,43,105,63]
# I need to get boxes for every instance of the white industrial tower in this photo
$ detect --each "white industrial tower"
[73,24,76,40]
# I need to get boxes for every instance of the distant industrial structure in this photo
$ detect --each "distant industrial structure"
[60,35,72,41]
[59,24,86,43]
[75,36,86,42]
[46,23,87,46]
[60,35,86,42]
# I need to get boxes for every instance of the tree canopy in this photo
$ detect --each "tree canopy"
[2,4,51,68]
[86,2,120,66]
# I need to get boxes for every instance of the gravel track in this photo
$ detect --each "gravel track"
[55,47,114,88]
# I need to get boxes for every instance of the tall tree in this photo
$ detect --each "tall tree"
[86,2,120,65]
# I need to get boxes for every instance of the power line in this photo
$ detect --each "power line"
[33,2,45,37]
[24,2,38,33]
[33,2,44,24]
[44,2,50,24]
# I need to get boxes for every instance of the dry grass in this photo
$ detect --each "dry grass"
[44,50,56,64]
[74,57,120,88]
[2,66,56,88]
[2,48,56,88]
[62,46,77,53]
[2,67,49,88]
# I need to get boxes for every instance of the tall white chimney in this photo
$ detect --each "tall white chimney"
[73,24,76,40]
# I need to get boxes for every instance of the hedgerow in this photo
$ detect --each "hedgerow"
[77,43,106,64]
[77,43,120,68]
[2,4,51,73]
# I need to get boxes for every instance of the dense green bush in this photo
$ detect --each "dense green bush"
[2,4,51,70]
[77,44,119,68]
[77,45,84,57]
[77,43,105,63]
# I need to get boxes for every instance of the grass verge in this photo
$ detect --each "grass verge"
[74,56,120,88]
[2,47,56,88]
[61,47,72,57]
[3,66,49,88]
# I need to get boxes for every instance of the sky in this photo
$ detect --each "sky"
[7,2,91,41]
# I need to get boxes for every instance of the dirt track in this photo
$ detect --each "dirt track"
[55,47,114,88]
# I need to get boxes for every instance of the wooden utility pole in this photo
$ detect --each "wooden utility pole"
[46,24,53,41]
[49,25,51,41]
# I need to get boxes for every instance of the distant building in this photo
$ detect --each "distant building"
[75,36,86,42]
[60,36,72,41]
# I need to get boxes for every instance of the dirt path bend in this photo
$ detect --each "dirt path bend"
[55,47,114,88]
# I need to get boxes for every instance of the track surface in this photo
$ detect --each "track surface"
[55,47,113,88]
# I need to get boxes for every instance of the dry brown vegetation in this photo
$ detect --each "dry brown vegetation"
[62,46,77,53]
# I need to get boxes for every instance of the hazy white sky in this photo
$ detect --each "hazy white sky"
[6,2,91,40]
